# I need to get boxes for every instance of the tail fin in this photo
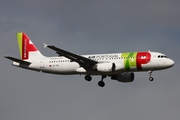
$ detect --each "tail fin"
[17,32,44,61]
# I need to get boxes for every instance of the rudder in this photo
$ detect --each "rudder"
[17,32,44,61]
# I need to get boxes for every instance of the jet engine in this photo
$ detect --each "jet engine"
[111,72,134,82]
[96,63,123,72]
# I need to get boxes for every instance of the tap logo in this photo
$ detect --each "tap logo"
[21,33,37,60]
[121,52,151,70]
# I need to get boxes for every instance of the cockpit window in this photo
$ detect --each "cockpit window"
[157,55,168,58]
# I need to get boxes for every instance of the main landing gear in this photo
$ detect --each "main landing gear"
[98,75,106,87]
[85,75,92,81]
[84,75,106,87]
[149,71,154,81]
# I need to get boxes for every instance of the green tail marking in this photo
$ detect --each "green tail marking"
[17,32,23,59]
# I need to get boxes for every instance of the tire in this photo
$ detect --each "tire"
[98,81,105,87]
[149,77,154,81]
[85,75,92,81]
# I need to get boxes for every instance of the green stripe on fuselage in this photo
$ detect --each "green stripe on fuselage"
[121,52,137,70]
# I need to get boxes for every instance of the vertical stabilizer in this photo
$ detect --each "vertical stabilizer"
[17,32,44,61]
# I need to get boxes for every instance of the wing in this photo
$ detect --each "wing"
[45,44,98,70]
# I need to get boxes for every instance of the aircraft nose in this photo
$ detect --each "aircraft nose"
[167,59,175,67]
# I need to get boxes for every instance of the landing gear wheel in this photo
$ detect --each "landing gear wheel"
[148,71,154,81]
[149,77,154,81]
[98,81,105,87]
[85,75,92,81]
[98,75,106,87]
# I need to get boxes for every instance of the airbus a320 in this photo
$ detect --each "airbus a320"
[5,32,175,87]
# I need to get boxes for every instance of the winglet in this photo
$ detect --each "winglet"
[43,43,48,48]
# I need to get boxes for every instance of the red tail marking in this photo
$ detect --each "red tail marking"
[22,33,38,60]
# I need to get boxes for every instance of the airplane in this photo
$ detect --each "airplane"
[5,32,175,87]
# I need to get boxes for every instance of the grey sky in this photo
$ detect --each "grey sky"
[0,0,180,120]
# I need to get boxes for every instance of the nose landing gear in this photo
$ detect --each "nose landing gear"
[149,71,154,81]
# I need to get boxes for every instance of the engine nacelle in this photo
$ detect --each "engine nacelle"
[97,63,113,72]
[111,72,134,82]
[97,63,124,72]
[113,63,124,71]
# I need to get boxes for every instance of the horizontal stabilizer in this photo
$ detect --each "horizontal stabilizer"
[5,56,31,65]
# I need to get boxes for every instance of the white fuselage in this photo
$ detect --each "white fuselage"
[13,52,174,75]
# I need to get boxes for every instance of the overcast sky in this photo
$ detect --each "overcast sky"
[0,0,180,120]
